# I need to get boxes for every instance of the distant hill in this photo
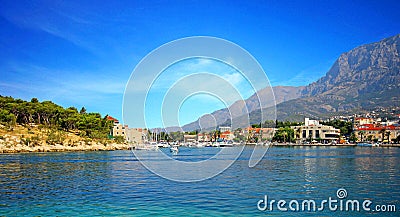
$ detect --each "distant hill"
[181,86,304,131]
[182,34,400,131]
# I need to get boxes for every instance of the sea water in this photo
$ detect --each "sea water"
[1,146,399,216]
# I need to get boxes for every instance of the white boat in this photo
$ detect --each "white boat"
[256,141,271,146]
[211,142,220,147]
[196,142,205,148]
[170,145,179,153]
[205,142,213,147]
[157,141,170,148]
[218,141,233,147]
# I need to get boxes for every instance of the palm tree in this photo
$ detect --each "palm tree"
[359,131,365,142]
[379,129,386,143]
[295,128,301,139]
[385,131,391,144]
[282,131,287,143]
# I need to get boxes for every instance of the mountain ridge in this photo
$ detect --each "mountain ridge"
[181,85,305,131]
[182,34,400,131]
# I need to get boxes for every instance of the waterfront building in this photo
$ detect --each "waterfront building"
[354,117,375,128]
[355,124,400,143]
[291,118,340,143]
[244,127,275,141]
[112,124,128,137]
[110,118,148,144]
[218,126,231,133]
[183,134,197,143]
[126,128,148,144]
[220,131,235,141]
[197,133,211,142]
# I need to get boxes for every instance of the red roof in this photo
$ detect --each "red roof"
[106,116,119,123]
[357,124,399,131]
[355,117,372,120]
[246,127,260,133]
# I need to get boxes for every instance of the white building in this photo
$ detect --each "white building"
[218,126,231,133]
[112,124,147,144]
[291,118,340,143]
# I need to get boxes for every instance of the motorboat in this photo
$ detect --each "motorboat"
[157,141,170,148]
[218,141,233,147]
[170,145,179,153]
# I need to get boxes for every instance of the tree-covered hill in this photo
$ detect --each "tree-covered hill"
[0,95,113,139]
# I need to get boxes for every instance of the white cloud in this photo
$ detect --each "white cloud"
[223,72,244,86]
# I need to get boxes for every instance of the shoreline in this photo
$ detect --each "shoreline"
[271,143,400,147]
[0,143,131,154]
[2,142,400,154]
[0,125,130,154]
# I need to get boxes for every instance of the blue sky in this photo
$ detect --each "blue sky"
[0,0,399,128]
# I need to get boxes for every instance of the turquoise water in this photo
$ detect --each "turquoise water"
[1,146,399,216]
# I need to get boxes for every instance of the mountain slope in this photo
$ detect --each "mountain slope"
[269,34,400,121]
[182,86,304,131]
[183,34,400,130]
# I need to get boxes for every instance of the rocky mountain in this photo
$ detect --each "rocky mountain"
[251,34,400,123]
[183,34,400,131]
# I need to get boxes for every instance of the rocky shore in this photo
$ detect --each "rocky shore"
[0,133,130,153]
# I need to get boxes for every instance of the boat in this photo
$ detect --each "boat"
[157,141,170,148]
[357,143,372,147]
[196,142,205,148]
[218,141,233,147]
[170,145,179,153]
[256,141,271,146]
[211,142,220,147]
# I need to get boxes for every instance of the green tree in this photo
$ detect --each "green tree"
[322,120,353,137]
[349,133,357,143]
[0,95,114,140]
[80,107,87,114]
[359,131,365,142]
[272,127,294,143]
[31,98,39,103]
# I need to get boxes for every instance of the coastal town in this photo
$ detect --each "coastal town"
[109,109,400,148]
[1,94,399,153]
